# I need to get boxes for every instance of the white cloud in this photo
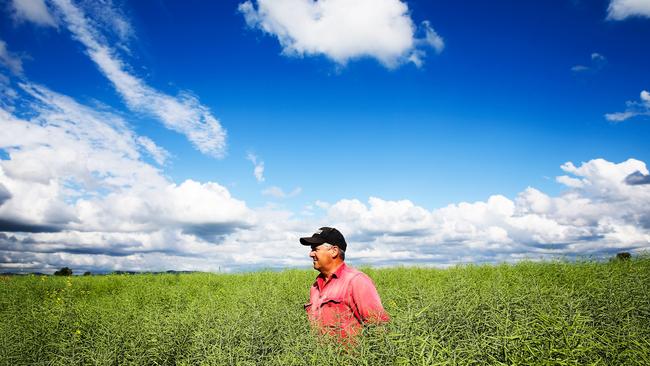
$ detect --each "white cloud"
[571,52,606,74]
[246,152,265,182]
[642,90,650,103]
[592,52,606,62]
[317,158,650,266]
[1,78,649,271]
[239,0,444,68]
[137,136,170,165]
[607,0,650,20]
[571,65,589,72]
[556,175,586,188]
[0,40,23,75]
[605,111,638,122]
[556,162,590,188]
[77,0,134,44]
[0,80,254,272]
[314,200,330,210]
[327,197,433,236]
[0,71,339,274]
[72,179,252,234]
[10,0,58,27]
[605,89,650,122]
[42,0,227,158]
[262,186,302,198]
[2,116,650,272]
[420,20,444,54]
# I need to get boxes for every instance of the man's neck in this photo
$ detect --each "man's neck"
[320,261,344,281]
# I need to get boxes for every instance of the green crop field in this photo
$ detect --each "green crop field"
[1,257,649,365]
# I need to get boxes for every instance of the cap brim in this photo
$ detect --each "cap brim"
[300,236,327,246]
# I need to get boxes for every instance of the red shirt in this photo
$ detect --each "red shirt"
[304,263,389,337]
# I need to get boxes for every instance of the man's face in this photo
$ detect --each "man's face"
[309,244,334,272]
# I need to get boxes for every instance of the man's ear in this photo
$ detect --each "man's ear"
[331,246,340,259]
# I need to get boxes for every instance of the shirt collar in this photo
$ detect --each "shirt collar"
[315,262,347,290]
[331,262,347,278]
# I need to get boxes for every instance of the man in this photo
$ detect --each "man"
[300,227,389,337]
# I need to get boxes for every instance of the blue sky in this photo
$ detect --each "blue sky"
[0,0,649,273]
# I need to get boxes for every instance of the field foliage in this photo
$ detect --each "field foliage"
[1,257,649,365]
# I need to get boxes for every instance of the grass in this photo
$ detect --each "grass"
[1,257,649,365]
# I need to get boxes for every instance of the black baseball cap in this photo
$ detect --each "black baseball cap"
[300,227,347,251]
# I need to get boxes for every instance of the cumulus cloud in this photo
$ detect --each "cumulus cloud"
[2,75,650,271]
[607,0,650,20]
[10,0,58,27]
[262,186,302,198]
[36,0,227,158]
[317,158,650,266]
[0,213,311,273]
[0,40,23,75]
[0,78,259,272]
[3,128,650,272]
[246,152,265,182]
[0,83,249,233]
[605,89,650,122]
[556,174,585,188]
[239,0,444,68]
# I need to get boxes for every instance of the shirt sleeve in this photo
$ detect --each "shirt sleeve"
[349,273,390,324]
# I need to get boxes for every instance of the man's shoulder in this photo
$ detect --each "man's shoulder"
[340,264,372,283]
